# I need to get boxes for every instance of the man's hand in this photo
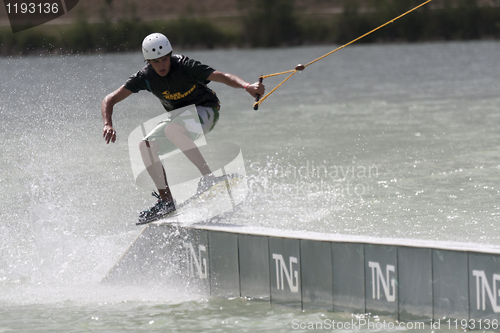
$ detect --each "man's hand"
[101,86,132,144]
[244,81,265,99]
[103,125,116,144]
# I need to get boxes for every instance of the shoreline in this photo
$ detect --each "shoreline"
[1,0,499,56]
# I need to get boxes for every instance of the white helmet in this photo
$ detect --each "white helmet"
[142,33,172,60]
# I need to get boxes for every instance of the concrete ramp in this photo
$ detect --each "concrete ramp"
[103,222,500,323]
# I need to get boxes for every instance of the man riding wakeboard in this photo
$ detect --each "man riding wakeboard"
[101,32,265,223]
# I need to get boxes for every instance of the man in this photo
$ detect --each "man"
[101,33,265,223]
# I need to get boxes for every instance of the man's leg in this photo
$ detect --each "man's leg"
[140,105,219,205]
[139,139,174,202]
[163,122,213,177]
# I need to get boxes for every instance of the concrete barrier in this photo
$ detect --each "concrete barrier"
[103,222,500,325]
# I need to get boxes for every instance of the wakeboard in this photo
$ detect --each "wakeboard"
[136,174,243,225]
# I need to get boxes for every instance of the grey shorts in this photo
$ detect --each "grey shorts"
[143,105,220,155]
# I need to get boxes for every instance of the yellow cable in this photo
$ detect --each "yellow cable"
[256,71,297,106]
[253,0,433,110]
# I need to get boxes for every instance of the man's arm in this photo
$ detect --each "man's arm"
[101,86,133,144]
[207,71,265,99]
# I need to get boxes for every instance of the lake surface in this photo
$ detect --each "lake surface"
[1,41,500,332]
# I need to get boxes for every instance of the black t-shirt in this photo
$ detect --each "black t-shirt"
[124,55,220,111]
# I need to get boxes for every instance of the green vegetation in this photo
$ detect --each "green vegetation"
[0,14,235,55]
[238,0,301,47]
[1,0,500,56]
[334,0,500,43]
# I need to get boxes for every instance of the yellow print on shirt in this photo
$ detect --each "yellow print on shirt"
[162,85,196,100]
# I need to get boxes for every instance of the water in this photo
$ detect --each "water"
[1,41,500,332]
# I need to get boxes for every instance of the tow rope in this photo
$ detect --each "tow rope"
[253,0,433,110]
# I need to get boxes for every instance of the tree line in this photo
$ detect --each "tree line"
[1,0,499,55]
